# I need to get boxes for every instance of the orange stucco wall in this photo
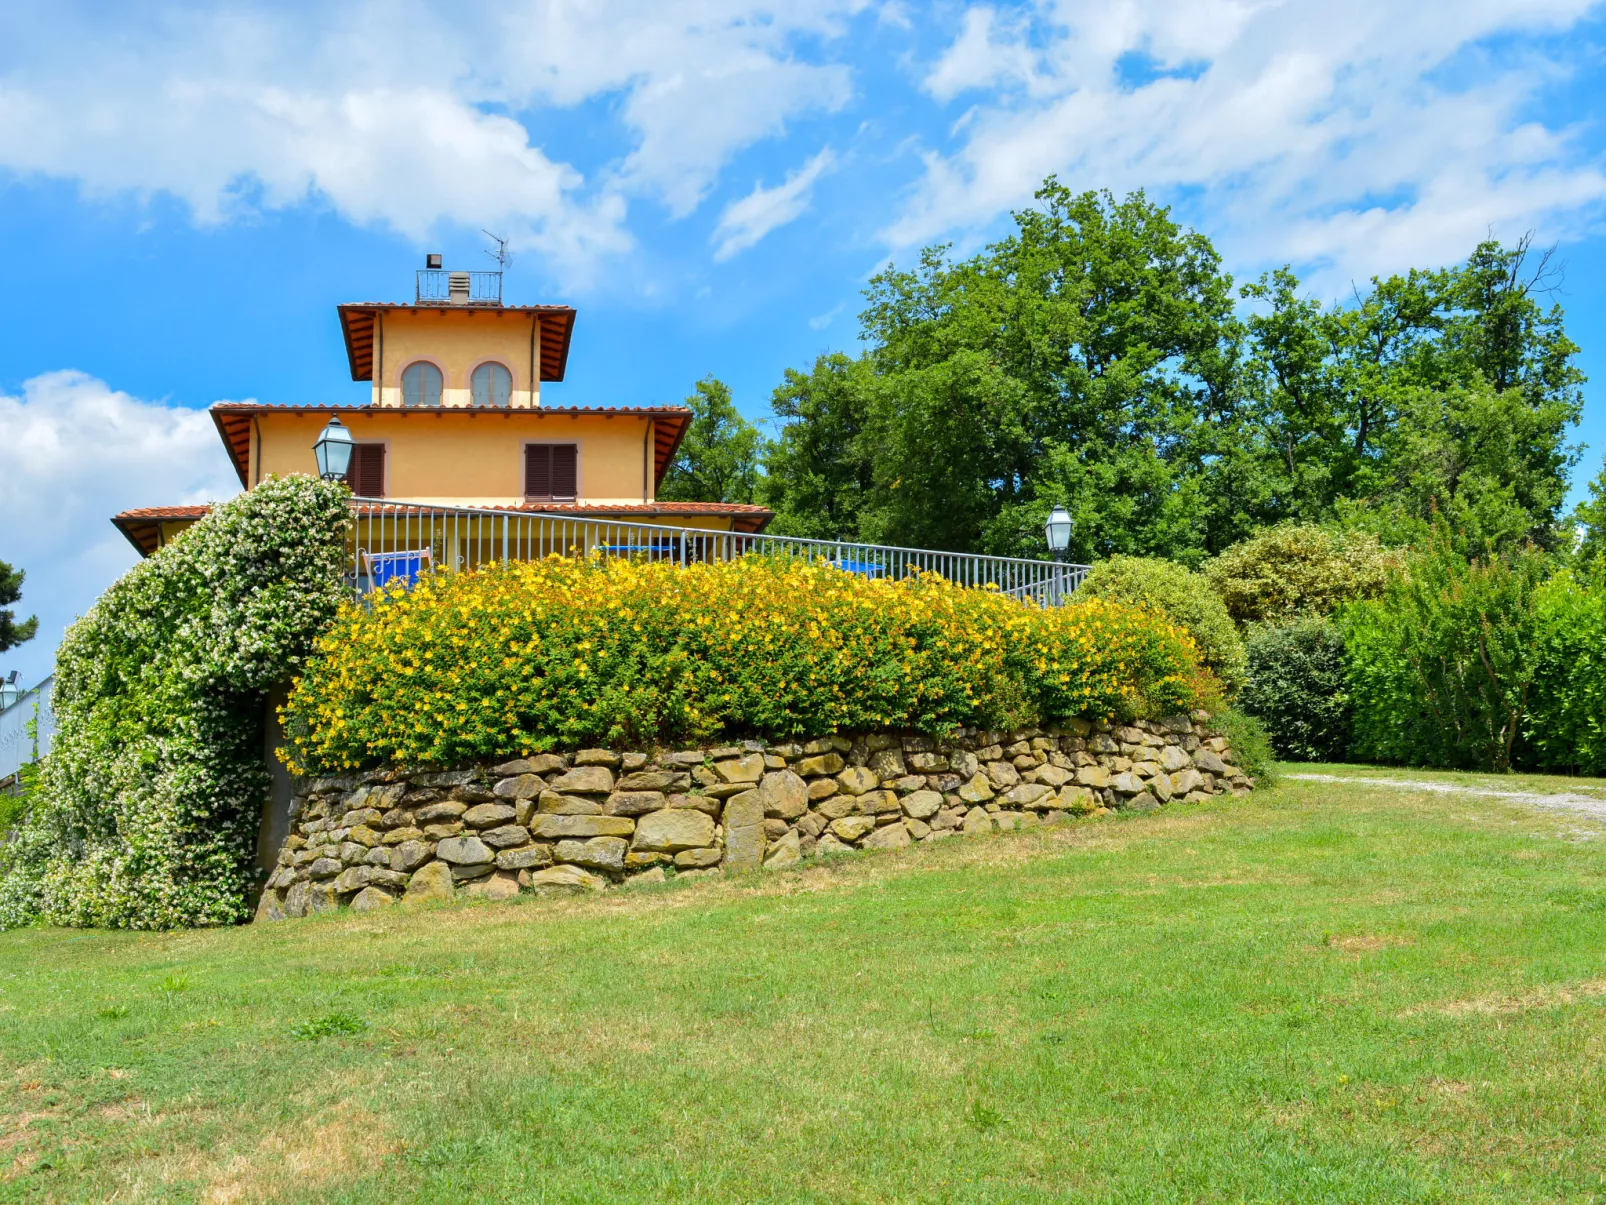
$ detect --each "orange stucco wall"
[251,409,664,509]
[371,309,542,408]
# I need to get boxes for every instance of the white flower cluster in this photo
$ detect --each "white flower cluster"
[0,476,351,930]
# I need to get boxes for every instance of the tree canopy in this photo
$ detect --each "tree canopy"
[0,560,37,653]
[744,182,1585,562]
[656,376,763,506]
[656,181,1584,567]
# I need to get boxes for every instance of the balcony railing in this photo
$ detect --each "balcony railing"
[348,500,1089,606]
[415,269,503,305]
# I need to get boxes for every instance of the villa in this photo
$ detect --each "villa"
[111,260,774,558]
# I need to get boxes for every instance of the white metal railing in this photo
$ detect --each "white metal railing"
[347,499,1089,605]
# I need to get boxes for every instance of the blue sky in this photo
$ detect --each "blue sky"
[4,0,1606,686]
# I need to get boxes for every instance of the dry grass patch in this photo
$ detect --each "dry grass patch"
[201,1109,396,1205]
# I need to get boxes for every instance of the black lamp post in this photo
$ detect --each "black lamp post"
[313,415,354,482]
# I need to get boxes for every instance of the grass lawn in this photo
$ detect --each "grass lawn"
[5,772,1606,1203]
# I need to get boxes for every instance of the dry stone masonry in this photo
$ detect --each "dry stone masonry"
[256,712,1253,920]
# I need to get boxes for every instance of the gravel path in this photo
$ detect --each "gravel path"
[1286,772,1606,824]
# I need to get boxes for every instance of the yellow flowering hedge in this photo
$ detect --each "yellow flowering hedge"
[280,555,1212,773]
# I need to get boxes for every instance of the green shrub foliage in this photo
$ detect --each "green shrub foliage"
[1204,523,1400,626]
[0,477,350,931]
[1208,709,1279,784]
[1342,538,1550,772]
[1240,617,1352,762]
[1078,555,1247,694]
[1526,573,1606,775]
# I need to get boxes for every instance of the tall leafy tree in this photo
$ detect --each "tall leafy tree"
[0,560,37,652]
[1242,237,1583,552]
[760,354,879,540]
[763,178,1584,561]
[657,377,763,505]
[765,181,1244,560]
[1572,456,1606,573]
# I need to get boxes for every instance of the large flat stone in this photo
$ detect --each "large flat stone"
[436,835,494,866]
[350,886,395,912]
[492,774,545,801]
[496,845,553,870]
[758,770,809,819]
[402,861,454,903]
[714,753,766,784]
[723,793,766,871]
[526,864,605,894]
[901,789,943,820]
[528,814,635,839]
[829,815,876,842]
[480,824,531,849]
[605,790,667,817]
[555,836,628,872]
[632,808,716,852]
[617,770,680,792]
[835,766,878,796]
[462,802,516,829]
[550,765,615,795]
[862,821,912,850]
[795,752,845,777]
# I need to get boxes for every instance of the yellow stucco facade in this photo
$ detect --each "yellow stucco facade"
[368,309,543,408]
[248,408,659,508]
[112,279,774,557]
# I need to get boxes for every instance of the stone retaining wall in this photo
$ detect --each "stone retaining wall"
[256,712,1253,920]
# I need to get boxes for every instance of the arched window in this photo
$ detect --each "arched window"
[401,361,443,407]
[471,361,513,407]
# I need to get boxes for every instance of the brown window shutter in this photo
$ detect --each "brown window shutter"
[525,445,551,499]
[346,444,385,497]
[552,444,577,500]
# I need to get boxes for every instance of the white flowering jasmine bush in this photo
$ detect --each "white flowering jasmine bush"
[0,477,350,930]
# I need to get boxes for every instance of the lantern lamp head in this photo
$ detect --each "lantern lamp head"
[1044,504,1073,555]
[313,415,355,482]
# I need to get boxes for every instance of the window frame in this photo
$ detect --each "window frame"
[470,359,514,408]
[399,359,444,408]
[523,441,580,503]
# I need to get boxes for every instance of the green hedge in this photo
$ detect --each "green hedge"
[0,477,350,931]
[1526,573,1606,774]
[1239,617,1351,762]
[1342,541,1552,773]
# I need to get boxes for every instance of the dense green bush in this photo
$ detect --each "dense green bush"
[1204,523,1399,626]
[0,477,350,931]
[1078,555,1246,694]
[1342,539,1550,772]
[1239,617,1351,762]
[282,555,1212,773]
[1526,573,1606,775]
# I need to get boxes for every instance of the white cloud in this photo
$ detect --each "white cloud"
[809,301,846,329]
[0,372,240,686]
[0,1,862,276]
[713,147,839,259]
[891,0,1606,294]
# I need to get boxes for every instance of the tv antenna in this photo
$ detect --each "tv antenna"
[483,230,512,272]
